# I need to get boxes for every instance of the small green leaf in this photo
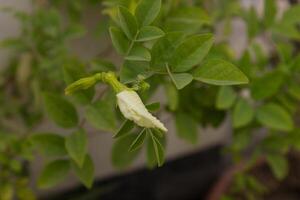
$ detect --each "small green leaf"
[233,99,254,128]
[193,59,249,85]
[125,45,151,61]
[129,129,147,152]
[166,63,193,90]
[164,83,178,111]
[120,60,149,83]
[216,86,237,110]
[149,131,165,167]
[72,155,94,189]
[85,100,116,132]
[251,71,284,100]
[266,154,288,180]
[31,133,66,157]
[112,134,141,169]
[38,160,70,188]
[65,129,87,167]
[256,103,293,131]
[170,34,214,72]
[175,112,198,144]
[43,93,78,128]
[136,26,165,42]
[264,0,277,27]
[113,120,135,138]
[109,26,129,55]
[146,102,160,112]
[135,0,161,26]
[118,7,138,40]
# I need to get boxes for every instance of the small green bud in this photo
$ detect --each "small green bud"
[65,75,99,95]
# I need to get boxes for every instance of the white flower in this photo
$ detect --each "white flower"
[117,90,167,132]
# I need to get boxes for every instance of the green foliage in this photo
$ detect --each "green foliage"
[65,129,87,167]
[38,160,71,188]
[193,59,249,85]
[256,103,293,131]
[5,0,300,198]
[43,93,78,128]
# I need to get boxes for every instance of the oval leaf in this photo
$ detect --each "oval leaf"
[125,45,151,61]
[65,129,87,167]
[193,59,249,85]
[43,93,78,128]
[72,155,94,189]
[233,99,254,128]
[170,34,214,72]
[118,7,138,40]
[256,103,293,131]
[38,160,70,188]
[136,26,165,42]
[216,86,237,110]
[135,0,161,26]
[109,26,129,55]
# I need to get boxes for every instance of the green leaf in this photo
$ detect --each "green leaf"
[65,129,87,167]
[135,0,161,27]
[43,93,78,128]
[118,7,138,40]
[175,112,198,144]
[146,102,160,112]
[216,86,237,110]
[170,34,214,72]
[266,154,288,180]
[165,7,210,33]
[120,60,149,83]
[109,26,129,55]
[233,99,254,128]
[31,133,66,157]
[146,132,166,168]
[129,129,147,152]
[150,32,185,71]
[281,4,300,25]
[149,131,165,167]
[72,155,94,189]
[168,72,193,90]
[256,103,293,131]
[38,160,70,188]
[111,134,141,169]
[85,100,116,132]
[264,0,277,27]
[193,59,249,85]
[250,71,284,100]
[125,45,151,61]
[113,120,134,138]
[164,83,178,111]
[136,26,164,42]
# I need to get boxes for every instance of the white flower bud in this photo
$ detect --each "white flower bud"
[117,90,167,132]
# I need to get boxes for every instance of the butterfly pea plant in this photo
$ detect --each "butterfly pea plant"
[0,0,251,198]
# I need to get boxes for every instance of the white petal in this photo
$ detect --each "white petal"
[117,90,167,132]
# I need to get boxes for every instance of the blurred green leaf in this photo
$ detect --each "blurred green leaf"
[175,112,198,144]
[125,45,151,61]
[233,99,254,128]
[43,93,78,128]
[72,155,94,189]
[216,86,237,110]
[193,59,249,85]
[109,26,129,55]
[65,129,87,167]
[149,130,165,166]
[31,133,66,157]
[136,26,164,42]
[135,0,161,26]
[256,103,293,131]
[38,160,70,188]
[170,34,214,72]
[129,129,147,152]
[85,100,116,132]
[114,120,135,138]
[112,134,141,169]
[118,7,138,40]
[266,154,288,180]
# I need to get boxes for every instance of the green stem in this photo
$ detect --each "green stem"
[165,63,176,86]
